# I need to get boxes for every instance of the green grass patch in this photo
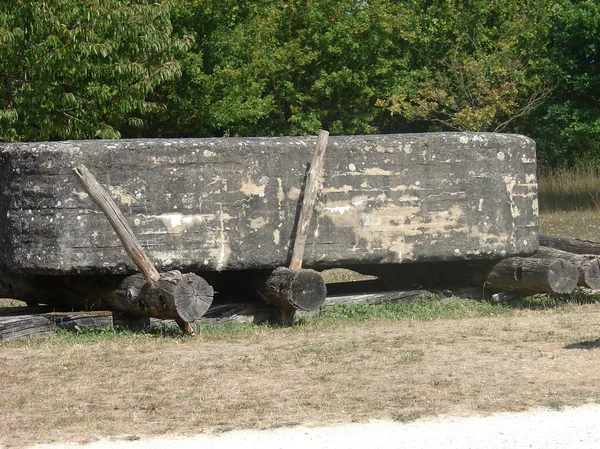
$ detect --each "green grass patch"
[304,297,512,325]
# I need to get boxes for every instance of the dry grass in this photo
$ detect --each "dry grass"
[2,304,600,448]
[539,209,600,241]
[538,165,600,212]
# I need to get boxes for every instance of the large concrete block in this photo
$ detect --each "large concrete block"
[0,133,538,275]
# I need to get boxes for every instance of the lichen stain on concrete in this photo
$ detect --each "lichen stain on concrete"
[249,217,269,229]
[107,186,134,207]
[241,179,266,197]
[273,229,280,245]
[215,204,231,271]
[321,185,353,194]
[390,185,408,193]
[287,186,301,201]
[364,167,392,176]
[525,173,537,184]
[503,176,521,218]
[72,188,89,201]
[277,178,286,221]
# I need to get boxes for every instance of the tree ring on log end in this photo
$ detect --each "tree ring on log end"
[259,267,327,312]
[114,271,214,321]
[548,259,579,294]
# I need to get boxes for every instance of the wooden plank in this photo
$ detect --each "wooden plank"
[0,133,539,275]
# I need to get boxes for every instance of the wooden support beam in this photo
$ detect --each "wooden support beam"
[73,165,213,334]
[257,131,329,325]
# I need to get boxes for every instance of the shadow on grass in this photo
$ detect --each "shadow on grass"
[564,339,600,350]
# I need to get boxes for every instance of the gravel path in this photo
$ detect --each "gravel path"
[24,403,600,449]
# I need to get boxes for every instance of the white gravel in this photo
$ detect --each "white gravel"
[23,403,600,449]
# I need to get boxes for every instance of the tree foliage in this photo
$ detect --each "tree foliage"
[1,0,599,167]
[0,0,191,141]
[524,0,600,166]
[377,0,554,133]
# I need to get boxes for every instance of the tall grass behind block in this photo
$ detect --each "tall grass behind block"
[539,165,600,212]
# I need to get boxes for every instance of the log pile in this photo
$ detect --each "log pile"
[3,234,600,341]
[483,236,600,296]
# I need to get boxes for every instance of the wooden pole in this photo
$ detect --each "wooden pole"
[73,165,213,335]
[73,165,160,286]
[289,129,329,271]
[257,131,329,325]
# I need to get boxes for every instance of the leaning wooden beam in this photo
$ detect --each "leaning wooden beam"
[257,130,329,325]
[535,246,600,290]
[73,165,214,334]
[485,257,579,294]
[539,234,600,256]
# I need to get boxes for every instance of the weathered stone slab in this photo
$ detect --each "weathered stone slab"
[0,133,538,275]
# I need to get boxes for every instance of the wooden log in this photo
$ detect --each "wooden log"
[107,270,213,322]
[535,246,600,290]
[539,234,600,256]
[257,267,327,316]
[73,164,214,333]
[258,130,329,325]
[485,257,579,293]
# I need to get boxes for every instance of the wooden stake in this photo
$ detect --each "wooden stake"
[73,165,213,335]
[73,165,160,286]
[289,129,329,271]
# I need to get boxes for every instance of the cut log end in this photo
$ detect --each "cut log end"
[259,267,327,312]
[583,259,600,290]
[486,257,579,294]
[113,270,214,322]
[547,259,580,294]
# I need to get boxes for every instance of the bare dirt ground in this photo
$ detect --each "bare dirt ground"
[2,303,600,448]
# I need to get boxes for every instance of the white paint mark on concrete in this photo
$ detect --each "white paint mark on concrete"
[365,167,392,176]
[326,205,352,214]
[241,179,266,197]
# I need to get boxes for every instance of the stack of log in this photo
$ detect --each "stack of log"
[3,233,600,342]
[484,234,600,296]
